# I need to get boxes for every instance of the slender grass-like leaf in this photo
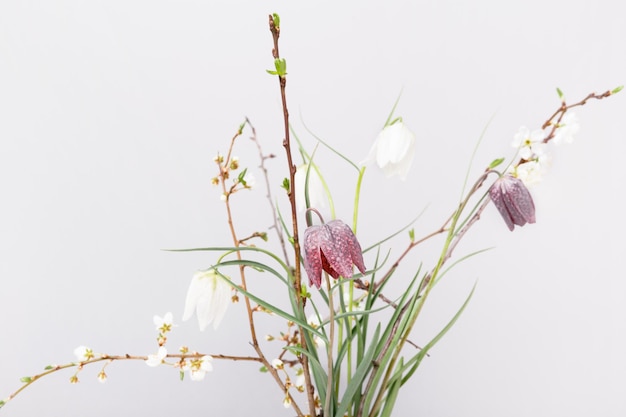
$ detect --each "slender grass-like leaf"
[299,111,361,172]
[335,324,381,417]
[362,209,427,254]
[400,282,476,384]
[380,358,403,417]
[359,271,423,415]
[166,245,291,275]
[458,112,497,200]
[212,269,327,342]
[434,248,493,286]
[212,259,289,285]
[286,343,329,406]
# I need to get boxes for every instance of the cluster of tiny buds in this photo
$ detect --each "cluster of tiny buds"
[211,153,256,202]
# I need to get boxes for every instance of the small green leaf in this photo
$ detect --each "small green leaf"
[274,58,287,76]
[272,13,280,28]
[259,365,268,373]
[388,116,402,126]
[20,376,32,383]
[612,85,624,95]
[300,285,310,299]
[489,157,505,169]
[556,87,564,100]
[408,228,415,242]
[238,168,248,186]
[266,69,279,75]
[0,400,5,408]
[44,365,54,370]
[179,370,185,381]
[282,178,290,192]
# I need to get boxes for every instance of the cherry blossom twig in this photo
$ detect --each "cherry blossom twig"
[216,124,304,416]
[1,353,262,408]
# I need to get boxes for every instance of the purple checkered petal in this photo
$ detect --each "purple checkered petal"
[302,219,367,288]
[489,175,536,231]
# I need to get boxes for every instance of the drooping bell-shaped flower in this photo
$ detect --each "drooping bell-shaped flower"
[302,219,366,288]
[362,121,416,180]
[182,269,231,331]
[488,174,536,231]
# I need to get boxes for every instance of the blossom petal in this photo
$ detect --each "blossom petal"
[183,271,230,331]
[489,175,536,231]
[363,122,416,180]
[302,220,366,288]
[503,178,536,226]
[326,220,366,276]
[303,225,324,288]
[489,182,515,231]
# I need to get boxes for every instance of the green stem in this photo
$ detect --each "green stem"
[324,275,335,417]
[352,166,366,234]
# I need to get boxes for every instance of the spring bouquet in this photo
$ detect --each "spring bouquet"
[2,12,622,417]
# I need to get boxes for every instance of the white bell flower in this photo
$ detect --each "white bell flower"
[182,270,231,331]
[363,121,416,180]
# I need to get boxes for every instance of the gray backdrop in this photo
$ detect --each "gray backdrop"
[1,1,625,416]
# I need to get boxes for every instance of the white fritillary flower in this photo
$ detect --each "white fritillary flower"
[183,269,231,331]
[362,121,416,180]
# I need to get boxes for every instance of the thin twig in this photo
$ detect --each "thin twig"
[247,117,291,266]
[269,15,316,417]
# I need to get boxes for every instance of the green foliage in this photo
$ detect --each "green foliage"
[489,157,505,169]
[272,13,280,28]
[266,58,287,76]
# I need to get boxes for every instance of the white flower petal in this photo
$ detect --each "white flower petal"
[183,270,230,331]
[145,347,167,367]
[182,272,209,322]
[364,122,416,180]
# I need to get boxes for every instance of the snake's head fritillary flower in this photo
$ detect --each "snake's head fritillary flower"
[488,174,536,231]
[303,219,366,288]
[182,270,231,331]
[363,121,416,180]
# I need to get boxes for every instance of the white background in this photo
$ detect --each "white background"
[1,1,625,416]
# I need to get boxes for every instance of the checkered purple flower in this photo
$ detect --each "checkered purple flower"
[302,220,366,288]
[489,174,536,231]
